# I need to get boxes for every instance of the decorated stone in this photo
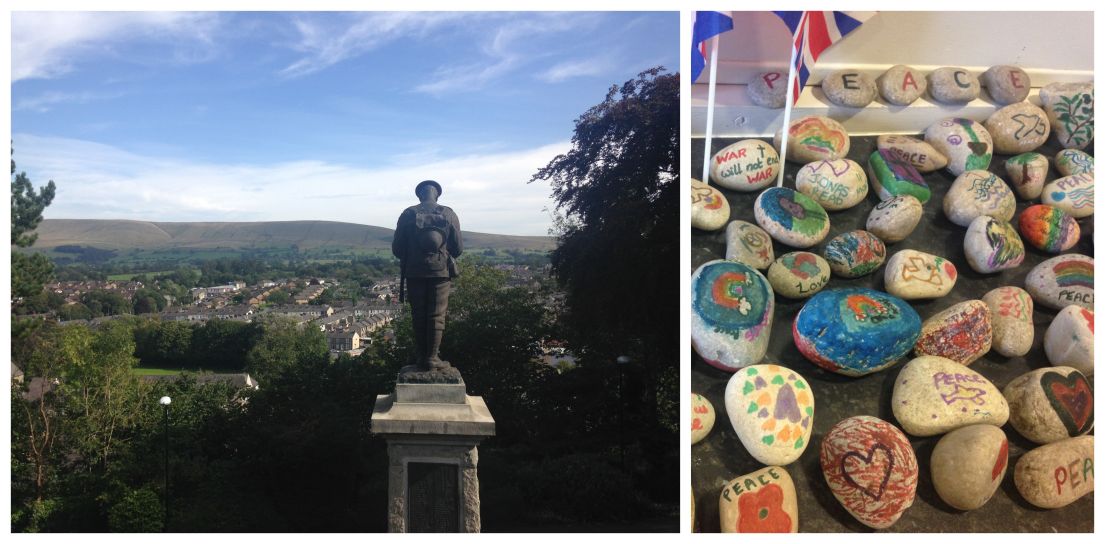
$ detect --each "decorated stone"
[980,65,1031,104]
[1041,173,1094,218]
[884,249,957,300]
[891,355,1009,437]
[725,220,775,269]
[931,424,1009,511]
[773,116,850,163]
[1052,153,1091,183]
[710,139,781,191]
[1014,436,1094,509]
[753,187,830,248]
[691,179,730,231]
[913,300,993,365]
[691,260,774,372]
[719,466,798,533]
[793,288,921,377]
[1039,82,1094,150]
[1025,254,1094,311]
[748,71,788,109]
[767,251,830,299]
[1004,367,1094,444]
[691,393,716,445]
[925,117,993,176]
[725,364,815,466]
[822,230,886,278]
[963,216,1025,274]
[982,286,1034,358]
[875,134,947,173]
[1044,306,1094,375]
[928,67,980,104]
[865,195,922,243]
[1004,152,1049,200]
[794,159,868,211]
[983,102,1050,154]
[1018,204,1080,253]
[877,64,926,106]
[867,148,930,203]
[943,170,1015,227]
[822,70,877,108]
[820,415,918,529]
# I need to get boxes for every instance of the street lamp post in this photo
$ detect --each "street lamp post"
[616,355,631,469]
[159,396,172,532]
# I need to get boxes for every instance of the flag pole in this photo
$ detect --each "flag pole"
[702,34,721,185]
[776,15,804,188]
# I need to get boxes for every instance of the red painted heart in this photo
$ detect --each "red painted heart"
[1041,371,1094,436]
[840,443,895,500]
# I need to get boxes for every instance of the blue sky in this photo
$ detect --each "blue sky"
[10,11,678,235]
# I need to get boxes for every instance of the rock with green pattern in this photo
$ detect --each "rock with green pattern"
[1055,149,1094,177]
[1040,82,1094,150]
[1004,152,1049,200]
[925,117,993,176]
[725,364,815,465]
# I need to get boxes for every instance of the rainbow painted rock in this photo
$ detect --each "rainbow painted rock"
[820,415,918,529]
[883,249,957,300]
[866,195,922,243]
[963,216,1024,274]
[1025,254,1093,310]
[795,159,868,211]
[1004,367,1094,444]
[982,286,1034,358]
[891,355,1009,437]
[876,134,947,173]
[924,117,993,176]
[943,170,1015,227]
[767,251,830,299]
[931,424,1009,511]
[793,288,921,377]
[1042,173,1094,219]
[691,179,730,231]
[725,220,774,269]
[1039,82,1094,150]
[719,466,798,533]
[691,393,716,445]
[753,187,830,248]
[1018,204,1080,253]
[822,230,886,278]
[710,139,780,191]
[983,101,1050,154]
[773,115,851,163]
[725,364,815,465]
[1014,436,1094,509]
[1055,149,1094,177]
[1044,306,1094,375]
[691,260,774,372]
[1004,152,1049,200]
[867,148,930,203]
[913,300,993,365]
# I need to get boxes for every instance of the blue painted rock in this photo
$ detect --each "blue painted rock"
[913,300,993,365]
[876,134,947,173]
[767,251,831,299]
[725,220,774,269]
[1025,254,1094,311]
[930,424,1009,511]
[925,117,993,176]
[691,179,730,231]
[1014,436,1094,508]
[983,101,1050,154]
[891,355,1009,436]
[820,415,918,529]
[793,288,921,377]
[1039,82,1094,150]
[1043,306,1094,375]
[753,187,830,248]
[982,286,1034,358]
[884,249,957,300]
[867,148,930,203]
[963,216,1024,274]
[773,116,851,163]
[725,364,815,465]
[1042,173,1094,219]
[866,195,923,243]
[710,139,780,191]
[795,159,868,211]
[1004,367,1094,444]
[822,230,886,278]
[1055,149,1094,177]
[1018,204,1080,253]
[691,260,774,372]
[943,170,1015,227]
[1004,152,1049,200]
[691,393,716,445]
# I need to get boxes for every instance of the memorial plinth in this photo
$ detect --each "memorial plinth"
[371,368,495,533]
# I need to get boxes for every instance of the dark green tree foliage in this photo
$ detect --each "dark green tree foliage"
[79,290,132,317]
[11,150,58,311]
[188,319,256,372]
[244,314,329,380]
[132,287,167,314]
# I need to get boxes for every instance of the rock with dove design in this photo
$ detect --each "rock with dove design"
[891,355,1009,437]
[725,364,815,466]
[983,101,1050,154]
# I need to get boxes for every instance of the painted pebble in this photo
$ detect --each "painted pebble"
[1055,149,1094,177]
[1044,306,1095,375]
[748,72,788,109]
[928,67,980,104]
[875,134,947,173]
[1025,254,1094,311]
[1014,436,1094,509]
[930,425,1009,511]
[690,179,730,231]
[691,393,716,445]
[1004,152,1049,200]
[725,220,775,269]
[984,102,1050,154]
[982,286,1034,358]
[753,187,830,248]
[767,252,831,299]
[943,170,1015,227]
[865,195,922,243]
[980,65,1031,104]
[710,139,781,191]
[691,260,774,372]
[725,364,815,466]
[1004,367,1094,444]
[925,117,993,176]
[1042,173,1094,218]
[1018,204,1080,253]
[891,355,1009,437]
[867,148,930,203]
[820,415,918,529]
[963,216,1025,274]
[719,466,798,533]
[822,230,886,278]
[794,159,868,211]
[884,249,957,300]
[793,288,921,377]
[877,64,926,106]
[913,300,993,365]
[1039,82,1094,150]
[773,116,851,163]
[822,70,877,108]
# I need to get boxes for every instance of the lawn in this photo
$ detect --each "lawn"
[133,367,181,376]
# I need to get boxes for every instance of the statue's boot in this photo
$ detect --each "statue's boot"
[424,328,451,370]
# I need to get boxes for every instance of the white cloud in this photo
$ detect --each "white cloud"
[14,90,124,113]
[536,57,613,83]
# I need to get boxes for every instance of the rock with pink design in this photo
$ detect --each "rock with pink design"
[891,355,1009,437]
[691,393,716,445]
[820,415,918,529]
[724,364,815,465]
[982,286,1034,358]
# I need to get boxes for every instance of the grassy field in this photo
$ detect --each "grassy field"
[132,367,181,376]
[108,270,170,281]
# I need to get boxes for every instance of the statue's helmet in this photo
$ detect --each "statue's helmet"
[415,180,443,199]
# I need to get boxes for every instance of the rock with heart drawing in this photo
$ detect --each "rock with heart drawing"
[1014,436,1094,509]
[1025,254,1094,311]
[913,300,993,365]
[748,72,788,109]
[1055,149,1094,177]
[773,116,851,163]
[691,260,774,372]
[795,159,868,211]
[1044,306,1095,375]
[877,65,927,106]
[867,148,931,204]
[1004,367,1094,444]
[984,102,1050,154]
[884,249,957,300]
[981,65,1031,104]
[820,415,918,529]
[754,187,831,248]
[725,220,775,269]
[691,179,730,231]
[982,286,1034,358]
[929,67,980,104]
[1004,152,1049,200]
[931,424,1009,511]
[822,230,886,278]
[1039,82,1094,150]
[710,139,781,191]
[964,216,1025,274]
[724,364,815,466]
[719,466,799,533]
[876,134,947,173]
[891,355,1009,437]
[767,251,831,299]
[866,195,923,244]
[943,170,1016,227]
[925,117,993,176]
[1042,173,1095,219]
[691,393,716,445]
[822,70,877,108]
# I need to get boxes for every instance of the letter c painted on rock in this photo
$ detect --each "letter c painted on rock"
[953,71,970,88]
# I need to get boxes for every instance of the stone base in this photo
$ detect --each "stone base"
[397,365,463,384]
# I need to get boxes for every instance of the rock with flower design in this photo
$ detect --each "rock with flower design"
[913,300,993,365]
[1019,205,1080,253]
[767,251,830,299]
[1004,367,1094,445]
[753,187,830,248]
[867,148,931,204]
[1004,152,1049,200]
[1042,173,1094,219]
[821,415,918,529]
[691,393,716,445]
[719,466,799,533]
[1025,254,1094,311]
[725,364,815,465]
[1055,149,1094,177]
[982,286,1034,358]
[690,179,730,231]
[773,116,851,163]
[964,216,1025,274]
[1014,436,1094,509]
[943,170,1016,227]
[891,355,1009,437]
[710,139,781,191]
[822,230,886,278]
[931,424,1009,511]
[925,117,993,176]
[725,220,774,269]
[692,260,774,372]
[866,195,923,243]
[1044,305,1094,375]
[884,249,957,300]
[984,101,1050,154]
[1039,82,1094,150]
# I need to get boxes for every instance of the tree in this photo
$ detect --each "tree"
[11,148,58,316]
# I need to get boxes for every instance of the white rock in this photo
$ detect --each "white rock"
[982,287,1034,358]
[891,355,1009,437]
[963,216,1025,274]
[1044,306,1094,375]
[931,424,1009,510]
[725,364,815,466]
[884,249,957,300]
[1004,367,1094,444]
[766,252,831,299]
[1014,436,1094,508]
[710,139,781,191]
[691,179,730,231]
[773,116,851,163]
[865,195,922,243]
[943,170,1016,227]
[1041,173,1094,219]
[1004,152,1049,200]
[924,118,993,176]
[691,393,717,445]
[725,220,775,269]
[794,159,868,211]
[1025,254,1094,311]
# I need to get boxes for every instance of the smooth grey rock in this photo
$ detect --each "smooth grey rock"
[928,67,980,104]
[984,102,1050,154]
[931,424,1008,510]
[822,70,877,108]
[1044,306,1094,375]
[982,287,1034,358]
[866,195,922,243]
[980,65,1031,104]
[1004,152,1049,200]
[748,71,788,109]
[878,64,926,105]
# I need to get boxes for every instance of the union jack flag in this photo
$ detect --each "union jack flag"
[691,11,733,83]
[773,11,876,103]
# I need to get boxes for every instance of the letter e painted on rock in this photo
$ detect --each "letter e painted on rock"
[1009,70,1024,89]
[842,73,860,90]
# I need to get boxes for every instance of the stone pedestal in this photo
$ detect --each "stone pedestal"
[371,372,495,533]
